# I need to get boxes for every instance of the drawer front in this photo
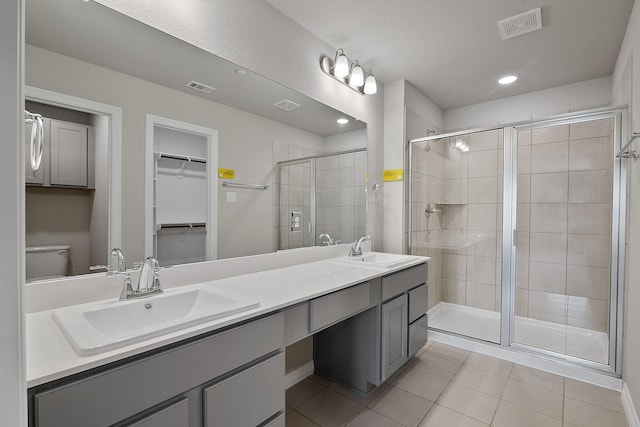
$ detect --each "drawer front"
[408,315,428,357]
[33,313,284,427]
[284,302,310,346]
[309,281,372,332]
[381,263,427,301]
[204,353,284,427]
[126,398,190,427]
[408,284,428,323]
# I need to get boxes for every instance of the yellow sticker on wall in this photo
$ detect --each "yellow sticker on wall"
[383,169,404,182]
[218,168,235,179]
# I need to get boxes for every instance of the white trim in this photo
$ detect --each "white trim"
[623,383,640,427]
[429,330,623,390]
[145,114,218,260]
[23,86,122,259]
[284,361,315,390]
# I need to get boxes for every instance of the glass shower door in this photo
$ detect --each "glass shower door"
[410,129,504,343]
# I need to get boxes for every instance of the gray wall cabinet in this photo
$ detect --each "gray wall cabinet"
[29,313,284,427]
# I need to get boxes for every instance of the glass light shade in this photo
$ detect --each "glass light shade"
[364,75,377,94]
[350,65,364,87]
[334,54,349,78]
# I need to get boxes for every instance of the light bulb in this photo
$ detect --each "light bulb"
[334,53,349,78]
[364,75,377,94]
[498,74,518,85]
[350,63,364,87]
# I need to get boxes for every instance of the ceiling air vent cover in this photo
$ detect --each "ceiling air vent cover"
[185,80,216,94]
[273,99,302,112]
[498,8,543,40]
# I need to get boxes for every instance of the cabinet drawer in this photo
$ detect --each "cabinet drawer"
[33,313,283,427]
[409,315,428,357]
[408,284,428,323]
[381,263,427,301]
[309,281,374,332]
[126,398,189,427]
[204,353,284,427]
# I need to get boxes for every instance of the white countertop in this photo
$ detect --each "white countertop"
[26,254,428,388]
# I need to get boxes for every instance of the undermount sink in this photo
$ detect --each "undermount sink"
[333,252,419,269]
[52,285,260,356]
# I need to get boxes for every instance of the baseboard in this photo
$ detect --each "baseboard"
[622,383,640,427]
[284,361,315,390]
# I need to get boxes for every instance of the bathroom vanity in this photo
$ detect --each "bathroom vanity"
[26,252,428,427]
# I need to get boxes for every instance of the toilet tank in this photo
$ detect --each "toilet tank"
[25,245,70,282]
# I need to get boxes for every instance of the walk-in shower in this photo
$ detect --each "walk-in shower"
[408,108,626,374]
[276,149,367,250]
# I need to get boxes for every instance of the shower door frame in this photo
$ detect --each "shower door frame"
[407,107,626,376]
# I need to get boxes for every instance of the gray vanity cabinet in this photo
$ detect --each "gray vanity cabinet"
[29,313,284,427]
[381,293,409,381]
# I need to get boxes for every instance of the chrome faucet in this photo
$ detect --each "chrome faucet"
[91,250,165,300]
[349,235,372,257]
[135,257,163,296]
[90,248,135,300]
[318,233,335,246]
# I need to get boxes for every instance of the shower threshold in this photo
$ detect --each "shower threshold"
[428,302,609,365]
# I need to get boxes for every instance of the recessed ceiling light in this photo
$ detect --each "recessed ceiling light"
[498,75,518,85]
[235,69,248,76]
[337,118,349,124]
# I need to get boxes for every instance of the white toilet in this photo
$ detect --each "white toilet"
[25,245,71,282]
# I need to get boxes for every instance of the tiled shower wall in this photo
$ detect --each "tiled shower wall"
[515,119,614,333]
[316,151,367,246]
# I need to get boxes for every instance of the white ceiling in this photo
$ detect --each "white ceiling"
[265,0,635,110]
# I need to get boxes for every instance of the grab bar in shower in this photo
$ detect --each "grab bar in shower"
[616,132,640,159]
[222,181,269,190]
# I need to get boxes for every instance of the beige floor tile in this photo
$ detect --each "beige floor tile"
[452,365,508,397]
[509,364,565,395]
[368,386,434,427]
[502,379,563,419]
[436,382,499,424]
[328,381,387,406]
[297,388,363,427]
[564,378,625,413]
[286,378,326,409]
[393,367,450,402]
[419,404,489,427]
[412,352,463,380]
[345,409,403,427]
[309,374,332,387]
[492,400,562,427]
[286,404,294,414]
[286,410,320,427]
[564,397,629,427]
[464,353,513,377]
[424,342,471,363]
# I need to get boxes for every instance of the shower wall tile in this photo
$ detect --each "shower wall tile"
[442,278,466,305]
[529,203,568,233]
[532,125,569,145]
[289,186,304,206]
[468,204,497,230]
[354,165,367,185]
[469,129,500,151]
[516,260,529,289]
[567,296,608,332]
[568,170,613,203]
[528,290,568,325]
[340,225,355,243]
[289,165,304,184]
[515,289,528,316]
[569,118,614,140]
[530,142,569,174]
[529,262,567,294]
[429,280,441,309]
[340,187,355,206]
[518,129,532,146]
[467,232,497,257]
[530,173,568,203]
[442,179,468,204]
[429,177,444,204]
[442,205,467,230]
[441,254,467,280]
[339,166,355,186]
[443,151,469,179]
[517,174,531,201]
[469,150,499,178]
[515,232,530,261]
[325,188,340,206]
[467,256,496,285]
[338,152,355,168]
[317,155,339,170]
[339,206,355,226]
[569,137,613,171]
[567,234,611,268]
[467,282,496,311]
[516,203,531,231]
[529,232,567,264]
[468,177,499,203]
[355,151,367,166]
[428,150,445,178]
[566,265,610,300]
[518,146,531,174]
[568,204,611,235]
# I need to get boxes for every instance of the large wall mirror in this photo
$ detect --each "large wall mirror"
[24,0,367,282]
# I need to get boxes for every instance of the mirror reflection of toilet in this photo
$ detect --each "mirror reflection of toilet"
[25,245,70,282]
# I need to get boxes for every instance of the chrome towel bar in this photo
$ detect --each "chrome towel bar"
[222,182,268,190]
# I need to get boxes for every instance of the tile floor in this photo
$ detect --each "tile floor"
[285,341,629,427]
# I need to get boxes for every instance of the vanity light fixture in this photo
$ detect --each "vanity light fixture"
[498,74,518,85]
[321,49,377,95]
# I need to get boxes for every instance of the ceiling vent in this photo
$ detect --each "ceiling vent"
[498,8,543,40]
[272,99,302,112]
[185,80,216,94]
